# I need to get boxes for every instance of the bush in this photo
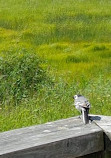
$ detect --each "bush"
[0,49,48,105]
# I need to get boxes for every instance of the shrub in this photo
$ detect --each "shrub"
[0,49,48,105]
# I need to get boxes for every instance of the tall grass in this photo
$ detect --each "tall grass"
[0,0,111,132]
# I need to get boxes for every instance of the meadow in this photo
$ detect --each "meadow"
[0,0,111,132]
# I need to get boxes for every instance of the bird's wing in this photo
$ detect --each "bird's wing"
[77,96,88,102]
[81,102,90,108]
[75,96,90,108]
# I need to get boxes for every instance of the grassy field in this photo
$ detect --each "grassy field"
[0,0,111,132]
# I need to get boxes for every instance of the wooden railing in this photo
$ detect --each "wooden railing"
[0,115,111,158]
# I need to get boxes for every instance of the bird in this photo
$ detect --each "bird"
[73,94,91,124]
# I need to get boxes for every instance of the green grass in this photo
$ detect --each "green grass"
[0,0,111,132]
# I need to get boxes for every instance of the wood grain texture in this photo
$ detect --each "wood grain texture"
[0,116,104,158]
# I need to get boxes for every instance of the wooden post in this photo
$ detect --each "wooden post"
[91,115,111,158]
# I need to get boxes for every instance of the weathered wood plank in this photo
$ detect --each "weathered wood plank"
[90,115,111,153]
[0,116,103,158]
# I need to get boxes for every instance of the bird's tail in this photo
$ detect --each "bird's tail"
[82,108,89,124]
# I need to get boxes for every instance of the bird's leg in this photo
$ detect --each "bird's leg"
[77,115,81,119]
[78,113,82,119]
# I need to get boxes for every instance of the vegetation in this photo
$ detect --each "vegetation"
[0,0,111,132]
